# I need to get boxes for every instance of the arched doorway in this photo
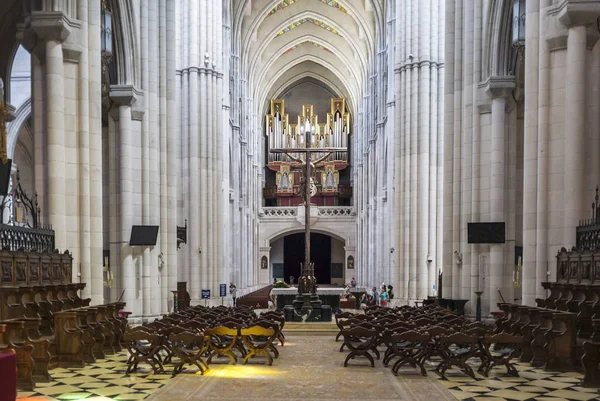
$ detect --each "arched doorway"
[270,232,346,286]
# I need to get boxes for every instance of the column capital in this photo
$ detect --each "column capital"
[30,11,74,43]
[482,76,516,99]
[553,0,600,27]
[108,85,146,121]
[109,85,143,106]
[5,104,16,122]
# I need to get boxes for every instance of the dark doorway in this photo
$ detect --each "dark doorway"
[284,233,331,285]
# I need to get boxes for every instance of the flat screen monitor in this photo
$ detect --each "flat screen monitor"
[129,225,159,246]
[467,222,505,244]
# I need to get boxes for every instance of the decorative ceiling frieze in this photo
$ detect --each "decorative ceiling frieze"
[268,0,297,16]
[268,0,348,16]
[276,17,341,37]
[284,41,333,55]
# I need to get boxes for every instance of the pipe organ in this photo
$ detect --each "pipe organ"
[264,98,351,206]
[265,98,350,164]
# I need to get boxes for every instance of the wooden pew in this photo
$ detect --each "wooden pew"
[544,311,577,371]
[53,311,85,368]
[499,304,577,371]
[0,320,35,390]
[73,308,97,364]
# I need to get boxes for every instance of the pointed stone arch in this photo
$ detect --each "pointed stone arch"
[110,0,140,87]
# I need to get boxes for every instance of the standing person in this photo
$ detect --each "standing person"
[229,282,237,307]
[372,286,379,306]
[379,286,389,307]
[350,277,357,287]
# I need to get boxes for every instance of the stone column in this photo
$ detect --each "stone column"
[522,0,540,306]
[486,77,515,313]
[30,15,72,250]
[557,3,600,247]
[536,0,553,302]
[77,0,91,304]
[166,0,178,312]
[110,87,140,316]
[88,0,103,305]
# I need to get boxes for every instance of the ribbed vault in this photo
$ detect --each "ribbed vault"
[233,0,380,120]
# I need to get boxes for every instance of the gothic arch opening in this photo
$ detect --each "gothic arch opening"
[269,231,346,286]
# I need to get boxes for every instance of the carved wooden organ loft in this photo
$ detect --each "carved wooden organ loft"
[264,98,352,207]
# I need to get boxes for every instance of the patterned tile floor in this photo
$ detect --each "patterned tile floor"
[434,361,600,401]
[17,338,600,401]
[17,352,172,401]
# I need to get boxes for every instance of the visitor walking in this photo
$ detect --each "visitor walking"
[379,285,389,307]
[230,282,237,306]
[372,286,379,305]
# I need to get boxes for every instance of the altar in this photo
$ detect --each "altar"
[272,287,347,313]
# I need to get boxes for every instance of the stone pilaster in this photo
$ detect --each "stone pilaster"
[557,1,600,248]
[485,76,515,313]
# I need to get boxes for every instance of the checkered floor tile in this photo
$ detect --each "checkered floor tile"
[17,346,600,400]
[429,360,600,401]
[17,352,173,401]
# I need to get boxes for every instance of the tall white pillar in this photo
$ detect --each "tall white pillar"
[563,25,586,247]
[486,77,514,313]
[558,3,600,245]
[110,85,140,315]
[45,39,66,249]
[522,0,540,306]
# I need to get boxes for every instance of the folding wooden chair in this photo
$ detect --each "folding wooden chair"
[169,331,210,376]
[123,331,164,374]
[389,331,430,376]
[341,327,378,367]
[334,312,354,342]
[481,333,522,377]
[206,326,239,365]
[240,326,276,365]
[436,333,477,379]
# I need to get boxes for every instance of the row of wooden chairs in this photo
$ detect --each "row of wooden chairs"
[337,306,523,380]
[122,306,285,376]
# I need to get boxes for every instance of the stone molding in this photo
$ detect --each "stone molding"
[109,85,146,120]
[480,75,516,100]
[30,11,73,42]
[5,104,16,122]
[394,59,445,72]
[178,67,224,79]
[544,8,599,50]
[552,0,600,27]
[109,85,142,106]
[25,12,83,62]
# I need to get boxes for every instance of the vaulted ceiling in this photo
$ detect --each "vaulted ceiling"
[233,0,384,118]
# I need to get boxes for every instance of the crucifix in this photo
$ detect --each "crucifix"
[269,106,346,295]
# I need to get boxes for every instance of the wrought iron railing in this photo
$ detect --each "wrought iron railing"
[576,186,600,250]
[0,169,55,251]
[0,224,55,251]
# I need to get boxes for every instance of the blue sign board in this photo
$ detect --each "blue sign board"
[201,289,210,299]
[220,284,227,297]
